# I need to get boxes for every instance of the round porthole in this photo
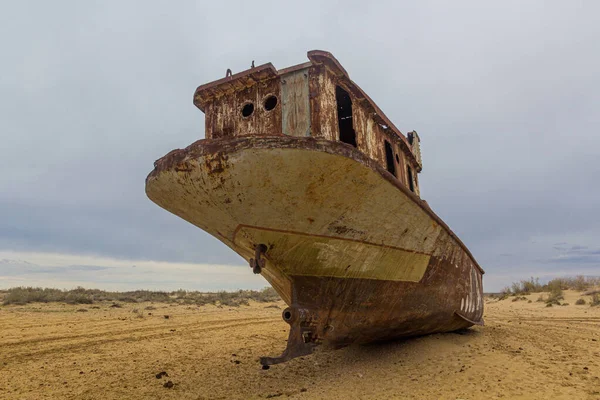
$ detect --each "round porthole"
[241,103,254,117]
[263,95,278,111]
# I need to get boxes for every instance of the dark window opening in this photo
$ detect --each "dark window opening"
[384,140,396,177]
[241,103,254,117]
[336,86,356,147]
[395,154,400,163]
[407,166,415,192]
[263,95,278,111]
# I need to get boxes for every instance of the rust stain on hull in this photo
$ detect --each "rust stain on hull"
[146,51,484,366]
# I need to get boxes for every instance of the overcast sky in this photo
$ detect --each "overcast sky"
[1,1,599,292]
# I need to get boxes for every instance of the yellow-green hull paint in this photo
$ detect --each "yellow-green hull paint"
[235,226,430,282]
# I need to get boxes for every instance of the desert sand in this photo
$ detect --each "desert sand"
[0,290,598,399]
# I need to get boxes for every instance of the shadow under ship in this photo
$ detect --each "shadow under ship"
[145,50,484,366]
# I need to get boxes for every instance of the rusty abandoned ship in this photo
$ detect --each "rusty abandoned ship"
[146,50,484,366]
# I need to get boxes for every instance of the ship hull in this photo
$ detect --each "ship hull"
[146,135,484,364]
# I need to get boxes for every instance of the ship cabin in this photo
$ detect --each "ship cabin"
[193,50,423,197]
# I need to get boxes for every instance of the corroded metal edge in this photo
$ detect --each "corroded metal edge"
[146,135,484,275]
[454,311,485,326]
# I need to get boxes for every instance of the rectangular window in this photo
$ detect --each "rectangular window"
[407,166,415,192]
[384,140,396,177]
[336,86,357,147]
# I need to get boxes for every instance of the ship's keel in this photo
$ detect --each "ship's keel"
[260,307,319,367]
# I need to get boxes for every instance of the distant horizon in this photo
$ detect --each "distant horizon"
[1,250,599,293]
[0,250,265,293]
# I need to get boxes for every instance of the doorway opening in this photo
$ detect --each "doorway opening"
[336,86,356,147]
[384,140,396,177]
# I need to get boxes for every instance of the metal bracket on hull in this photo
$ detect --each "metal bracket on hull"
[260,307,318,367]
[249,244,267,274]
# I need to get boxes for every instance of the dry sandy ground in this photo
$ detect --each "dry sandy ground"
[1,290,599,400]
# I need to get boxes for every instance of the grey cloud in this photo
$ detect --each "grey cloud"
[0,259,109,276]
[541,254,600,265]
[1,1,600,292]
[567,245,590,252]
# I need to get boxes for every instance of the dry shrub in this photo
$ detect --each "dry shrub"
[509,278,543,295]
[545,284,564,306]
[572,276,590,291]
[1,286,280,307]
[591,293,600,307]
[3,287,64,305]
[503,276,600,298]
[498,287,511,301]
[575,298,586,305]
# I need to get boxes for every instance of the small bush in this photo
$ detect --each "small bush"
[572,276,589,291]
[591,293,600,307]
[575,298,586,305]
[545,285,564,306]
[65,293,94,304]
[498,287,511,300]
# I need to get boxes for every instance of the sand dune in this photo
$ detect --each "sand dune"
[0,290,598,399]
